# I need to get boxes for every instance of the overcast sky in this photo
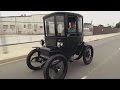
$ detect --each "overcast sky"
[0,11,120,26]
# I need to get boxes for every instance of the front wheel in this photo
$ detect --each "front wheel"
[83,45,94,65]
[26,49,46,71]
[43,54,68,79]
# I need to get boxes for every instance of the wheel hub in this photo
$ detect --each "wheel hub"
[54,66,61,73]
[85,49,91,60]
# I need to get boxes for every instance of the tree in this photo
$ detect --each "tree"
[115,22,120,28]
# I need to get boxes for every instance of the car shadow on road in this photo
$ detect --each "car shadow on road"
[26,58,94,79]
[26,69,44,79]
[65,58,87,79]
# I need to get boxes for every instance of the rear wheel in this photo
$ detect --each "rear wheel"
[43,54,68,79]
[83,45,94,65]
[26,49,46,71]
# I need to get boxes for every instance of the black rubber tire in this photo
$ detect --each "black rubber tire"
[26,49,43,71]
[83,45,94,65]
[43,54,68,79]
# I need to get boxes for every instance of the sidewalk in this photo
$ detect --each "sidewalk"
[0,33,120,64]
[0,35,44,46]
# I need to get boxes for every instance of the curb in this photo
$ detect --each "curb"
[0,55,27,64]
[0,33,120,65]
[0,41,40,47]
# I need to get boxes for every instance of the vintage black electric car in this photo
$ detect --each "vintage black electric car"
[26,12,94,79]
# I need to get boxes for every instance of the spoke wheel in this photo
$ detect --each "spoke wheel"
[83,45,94,65]
[44,54,68,79]
[26,49,46,71]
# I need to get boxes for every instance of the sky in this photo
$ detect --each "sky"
[0,11,120,26]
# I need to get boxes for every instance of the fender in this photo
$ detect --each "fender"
[32,47,66,59]
[74,42,87,60]
[32,47,49,62]
[32,47,41,55]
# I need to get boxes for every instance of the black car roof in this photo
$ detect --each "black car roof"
[43,12,83,19]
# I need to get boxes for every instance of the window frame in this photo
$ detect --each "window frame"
[44,16,56,37]
[67,15,77,34]
[28,24,31,29]
[55,15,65,37]
[3,25,8,29]
[77,17,83,33]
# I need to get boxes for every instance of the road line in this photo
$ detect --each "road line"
[86,49,120,77]
[81,76,88,79]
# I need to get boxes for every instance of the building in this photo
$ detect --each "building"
[0,14,98,36]
[93,25,120,35]
[0,14,45,35]
[83,23,93,36]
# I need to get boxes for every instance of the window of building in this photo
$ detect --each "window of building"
[24,25,26,28]
[34,24,37,30]
[3,30,6,31]
[10,25,15,29]
[40,26,43,28]
[28,24,31,29]
[34,29,37,32]
[3,25,8,29]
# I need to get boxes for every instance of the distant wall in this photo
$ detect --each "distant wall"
[93,26,120,35]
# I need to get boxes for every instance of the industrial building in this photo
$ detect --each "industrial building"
[0,14,45,35]
[0,14,119,36]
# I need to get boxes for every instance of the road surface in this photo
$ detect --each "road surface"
[0,35,120,79]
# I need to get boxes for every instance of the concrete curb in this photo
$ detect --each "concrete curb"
[0,41,40,47]
[0,33,120,65]
[0,55,27,64]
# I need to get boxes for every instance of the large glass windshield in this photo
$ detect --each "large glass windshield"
[56,15,65,36]
[45,16,55,36]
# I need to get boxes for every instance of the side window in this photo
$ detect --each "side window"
[68,16,77,33]
[45,16,55,36]
[78,17,83,32]
[56,16,64,36]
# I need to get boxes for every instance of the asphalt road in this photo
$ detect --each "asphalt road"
[0,35,120,79]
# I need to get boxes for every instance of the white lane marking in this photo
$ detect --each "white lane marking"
[86,49,120,77]
[0,58,25,66]
[81,76,88,79]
